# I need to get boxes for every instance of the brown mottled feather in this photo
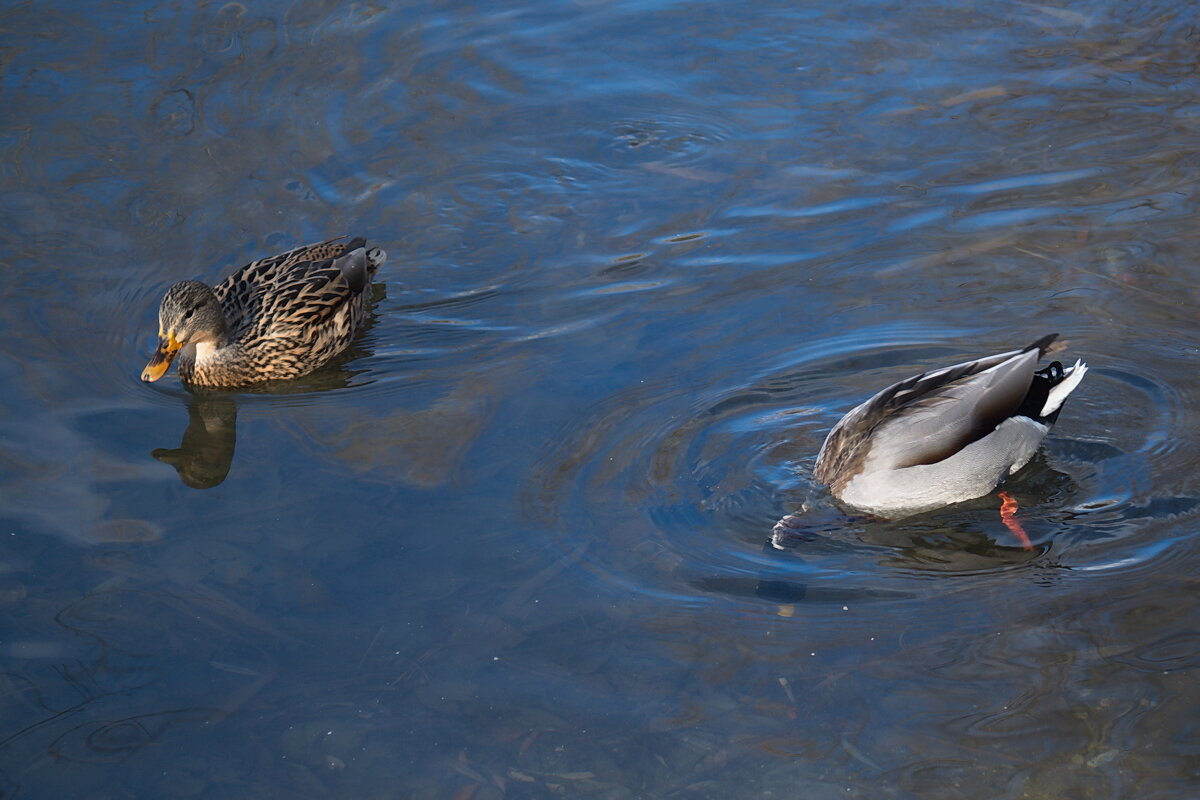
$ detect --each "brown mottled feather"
[177,237,384,387]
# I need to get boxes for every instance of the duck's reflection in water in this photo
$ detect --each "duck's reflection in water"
[768,495,1052,572]
[152,394,238,489]
[149,331,374,489]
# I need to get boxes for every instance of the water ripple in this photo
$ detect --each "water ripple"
[524,326,1199,607]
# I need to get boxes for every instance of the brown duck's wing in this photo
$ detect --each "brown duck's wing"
[242,257,374,346]
[815,335,1057,491]
[214,238,374,343]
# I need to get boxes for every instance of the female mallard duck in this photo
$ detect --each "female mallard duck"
[141,237,386,388]
[813,334,1087,519]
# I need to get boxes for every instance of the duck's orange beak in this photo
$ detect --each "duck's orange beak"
[141,330,181,382]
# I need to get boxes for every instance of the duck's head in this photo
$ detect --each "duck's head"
[141,281,227,382]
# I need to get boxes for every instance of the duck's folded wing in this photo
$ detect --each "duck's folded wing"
[858,347,1042,471]
[215,239,369,340]
[816,346,1039,488]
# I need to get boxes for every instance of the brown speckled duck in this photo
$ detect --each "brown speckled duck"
[140,237,386,389]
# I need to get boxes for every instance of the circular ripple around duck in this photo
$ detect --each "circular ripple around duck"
[520,333,946,608]
[1040,334,1200,577]
[522,330,1199,608]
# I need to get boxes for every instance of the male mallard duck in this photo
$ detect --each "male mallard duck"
[141,237,386,388]
[813,334,1087,519]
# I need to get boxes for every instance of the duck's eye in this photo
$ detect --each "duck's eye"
[182,306,196,321]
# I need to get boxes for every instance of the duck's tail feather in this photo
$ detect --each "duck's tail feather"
[334,246,371,294]
[1024,333,1059,357]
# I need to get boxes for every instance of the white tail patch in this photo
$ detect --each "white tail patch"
[1041,359,1087,416]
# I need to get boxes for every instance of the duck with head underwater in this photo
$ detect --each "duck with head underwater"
[141,237,386,389]
[775,334,1087,550]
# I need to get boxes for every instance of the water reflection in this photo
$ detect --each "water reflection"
[772,510,1046,569]
[146,303,379,489]
[695,574,915,605]
[152,394,237,489]
[770,453,1073,569]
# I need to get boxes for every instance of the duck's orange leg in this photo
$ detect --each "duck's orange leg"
[998,491,1033,551]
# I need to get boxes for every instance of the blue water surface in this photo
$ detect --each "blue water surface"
[1,1,1198,797]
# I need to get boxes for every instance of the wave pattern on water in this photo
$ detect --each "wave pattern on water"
[2,0,1200,796]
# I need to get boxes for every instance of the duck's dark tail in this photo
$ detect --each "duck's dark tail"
[1023,333,1059,358]
[334,238,386,294]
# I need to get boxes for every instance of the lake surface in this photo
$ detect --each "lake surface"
[2,0,1198,797]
